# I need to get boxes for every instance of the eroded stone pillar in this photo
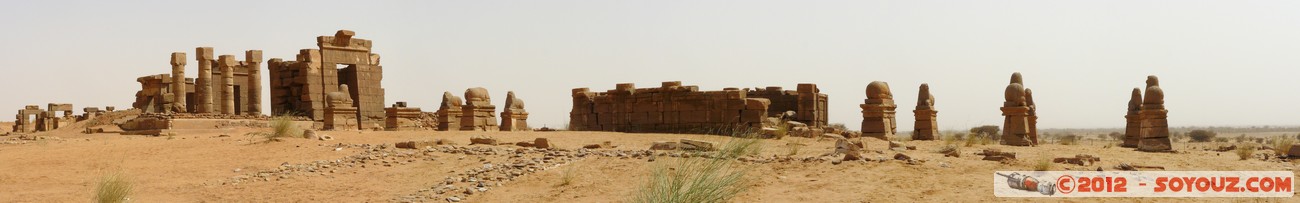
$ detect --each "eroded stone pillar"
[218,55,237,115]
[1121,88,1143,148]
[245,50,262,115]
[170,52,187,113]
[1138,75,1171,152]
[195,47,214,113]
[1002,82,1032,146]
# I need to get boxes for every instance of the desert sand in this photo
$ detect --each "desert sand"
[1,125,1296,203]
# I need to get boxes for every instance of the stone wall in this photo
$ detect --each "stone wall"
[269,30,385,130]
[569,81,826,133]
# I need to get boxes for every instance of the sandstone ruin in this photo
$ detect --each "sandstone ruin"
[133,49,263,115]
[461,87,499,131]
[912,83,938,140]
[436,92,464,131]
[1001,73,1034,146]
[861,81,897,140]
[385,102,434,131]
[269,30,385,129]
[1121,88,1143,147]
[569,81,828,134]
[500,91,530,131]
[11,103,83,133]
[1136,75,1172,152]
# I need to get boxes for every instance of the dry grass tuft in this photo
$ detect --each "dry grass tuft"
[1235,144,1256,160]
[631,128,762,203]
[94,172,132,203]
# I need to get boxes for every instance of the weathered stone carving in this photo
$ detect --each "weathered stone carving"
[1002,72,1033,146]
[1138,75,1171,152]
[324,84,359,130]
[1122,88,1142,148]
[500,91,530,131]
[912,83,938,140]
[460,87,498,131]
[436,92,464,131]
[861,81,897,140]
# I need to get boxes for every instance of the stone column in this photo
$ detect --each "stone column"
[195,47,214,113]
[245,50,262,116]
[170,52,187,113]
[218,55,237,115]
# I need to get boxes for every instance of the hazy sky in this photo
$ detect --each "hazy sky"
[3,0,1299,130]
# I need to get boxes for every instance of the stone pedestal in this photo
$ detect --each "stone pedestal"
[460,88,499,131]
[325,106,359,131]
[1001,106,1033,146]
[860,102,896,140]
[501,111,529,131]
[1122,114,1142,148]
[437,92,463,131]
[913,109,938,140]
[384,102,423,131]
[1138,108,1171,152]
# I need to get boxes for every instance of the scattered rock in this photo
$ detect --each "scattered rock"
[396,141,437,149]
[583,141,615,149]
[820,133,846,140]
[977,149,1017,163]
[1214,145,1237,152]
[679,139,716,151]
[303,130,318,139]
[1289,144,1300,158]
[889,141,904,149]
[470,135,498,145]
[650,141,680,150]
[1053,154,1101,166]
[318,135,334,141]
[516,141,534,148]
[533,138,551,149]
[893,153,911,161]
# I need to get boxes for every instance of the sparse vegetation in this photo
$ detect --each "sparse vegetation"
[245,116,303,143]
[559,163,578,186]
[1214,137,1229,143]
[1058,134,1080,145]
[785,139,804,156]
[970,125,1000,141]
[1032,159,1052,171]
[827,123,848,133]
[1272,138,1294,157]
[94,172,132,203]
[1189,130,1217,142]
[1108,132,1123,141]
[632,130,762,203]
[1235,144,1256,160]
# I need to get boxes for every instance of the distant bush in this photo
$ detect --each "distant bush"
[969,125,1000,141]
[1059,134,1080,145]
[1188,130,1217,142]
[1273,139,1295,157]
[1236,144,1256,160]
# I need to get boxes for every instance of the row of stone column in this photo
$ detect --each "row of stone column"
[166,47,261,115]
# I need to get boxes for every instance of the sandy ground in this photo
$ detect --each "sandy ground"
[1,127,1297,203]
